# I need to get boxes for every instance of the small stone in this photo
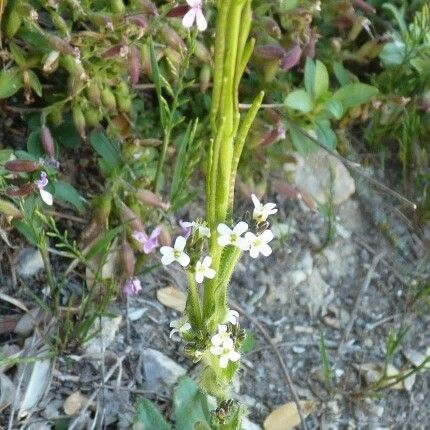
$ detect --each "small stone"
[16,248,44,278]
[242,417,262,430]
[84,316,122,354]
[293,150,355,205]
[290,271,307,287]
[141,348,186,392]
[364,338,373,348]
[14,309,40,337]
[128,308,146,321]
[42,399,63,419]
[292,346,305,354]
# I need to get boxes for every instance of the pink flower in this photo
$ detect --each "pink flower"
[35,171,53,206]
[123,277,142,295]
[132,226,161,254]
[179,220,192,239]
[182,0,207,32]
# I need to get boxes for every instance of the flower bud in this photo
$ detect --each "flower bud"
[5,183,34,197]
[84,106,103,127]
[129,14,148,31]
[165,47,182,71]
[122,240,135,278]
[140,43,152,77]
[254,44,286,60]
[136,0,158,15]
[116,94,132,113]
[128,46,141,86]
[94,195,112,225]
[136,189,170,210]
[280,43,302,71]
[119,202,145,232]
[101,87,117,111]
[259,17,282,39]
[199,64,211,93]
[111,0,125,14]
[158,225,172,246]
[40,126,55,157]
[195,40,212,64]
[102,44,127,59]
[166,5,189,18]
[5,159,40,172]
[43,51,60,74]
[45,33,77,56]
[72,105,86,139]
[0,198,22,219]
[159,25,186,52]
[86,80,102,106]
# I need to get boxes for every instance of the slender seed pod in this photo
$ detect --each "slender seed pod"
[199,64,211,93]
[136,189,170,210]
[119,202,145,232]
[158,225,172,246]
[140,43,152,77]
[129,46,141,86]
[86,80,102,106]
[195,41,212,64]
[5,183,35,197]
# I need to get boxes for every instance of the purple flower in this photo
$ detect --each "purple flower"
[123,277,142,295]
[182,0,207,32]
[35,171,53,206]
[132,226,161,254]
[179,220,192,239]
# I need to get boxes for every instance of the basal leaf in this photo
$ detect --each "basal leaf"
[314,60,329,100]
[285,89,313,113]
[89,130,122,173]
[0,68,23,99]
[332,83,378,109]
[53,181,86,213]
[134,398,171,430]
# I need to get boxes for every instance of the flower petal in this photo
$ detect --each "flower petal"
[160,246,173,255]
[174,235,187,251]
[251,193,260,209]
[202,256,212,268]
[182,8,196,28]
[233,221,248,236]
[205,268,216,279]
[249,247,259,259]
[217,223,232,236]
[218,235,231,247]
[177,252,190,267]
[228,350,241,362]
[161,253,175,266]
[39,188,53,206]
[195,8,207,31]
[210,345,223,355]
[236,237,250,251]
[195,271,204,284]
[219,354,229,368]
[260,229,274,243]
[260,244,272,257]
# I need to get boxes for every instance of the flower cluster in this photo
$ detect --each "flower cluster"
[210,324,241,368]
[35,171,53,206]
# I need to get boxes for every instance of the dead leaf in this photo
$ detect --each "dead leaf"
[63,391,88,416]
[157,287,186,312]
[18,353,52,418]
[264,401,316,430]
[0,373,15,412]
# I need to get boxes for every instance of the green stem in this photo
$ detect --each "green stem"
[154,128,171,192]
[186,272,203,330]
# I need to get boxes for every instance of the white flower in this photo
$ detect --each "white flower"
[169,319,191,338]
[217,222,249,250]
[245,230,274,258]
[182,0,207,32]
[251,194,277,222]
[195,256,216,283]
[210,337,241,368]
[160,236,190,267]
[36,171,53,206]
[182,221,211,238]
[225,309,239,325]
[210,324,231,347]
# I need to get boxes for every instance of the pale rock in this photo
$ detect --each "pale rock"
[84,316,122,354]
[0,373,15,411]
[141,348,186,392]
[16,248,44,278]
[242,416,262,430]
[14,308,40,337]
[293,150,355,205]
[0,344,20,371]
[42,398,63,419]
[128,308,146,321]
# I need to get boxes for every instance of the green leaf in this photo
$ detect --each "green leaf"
[285,89,313,113]
[52,116,80,149]
[382,3,407,34]
[241,330,255,354]
[0,68,23,99]
[315,119,337,150]
[332,83,378,109]
[28,70,42,97]
[379,41,405,66]
[304,57,316,98]
[332,61,351,86]
[324,100,344,120]
[54,181,85,213]
[314,60,329,100]
[134,398,171,430]
[12,220,38,246]
[85,225,123,260]
[289,127,317,154]
[27,131,44,157]
[89,130,122,173]
[149,37,167,128]
[173,377,212,430]
[9,43,27,67]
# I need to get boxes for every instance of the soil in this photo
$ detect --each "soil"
[1,179,429,429]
